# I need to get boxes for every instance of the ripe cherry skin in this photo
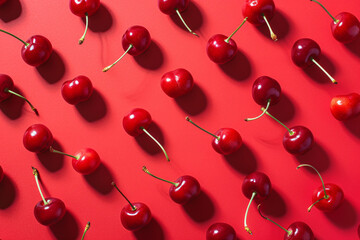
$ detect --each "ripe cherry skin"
[72,148,101,175]
[34,197,66,226]
[206,34,237,64]
[0,0,8,5]
[169,175,200,204]
[212,128,242,155]
[123,108,152,137]
[122,26,151,56]
[161,68,194,98]
[206,222,236,240]
[286,222,314,240]
[330,93,360,121]
[252,76,281,106]
[0,165,4,183]
[120,202,152,231]
[283,126,314,155]
[159,0,189,15]
[242,172,271,201]
[0,74,14,102]
[61,75,93,105]
[312,183,344,211]
[23,124,53,153]
[291,38,320,68]
[331,12,360,44]
[242,0,275,25]
[70,0,100,17]
[21,35,52,67]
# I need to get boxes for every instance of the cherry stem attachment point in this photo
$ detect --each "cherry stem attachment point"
[185,116,220,140]
[49,146,78,160]
[245,99,271,121]
[310,0,338,23]
[32,167,48,205]
[311,58,337,84]
[79,13,89,45]
[175,9,199,37]
[0,29,29,47]
[6,89,38,115]
[244,192,257,234]
[141,127,170,161]
[258,204,292,235]
[262,14,277,41]
[142,166,179,187]
[261,108,294,135]
[112,182,137,211]
[103,44,133,72]
[225,17,248,43]
[81,221,90,240]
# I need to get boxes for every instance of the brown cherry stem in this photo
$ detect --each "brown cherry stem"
[310,0,338,23]
[141,127,170,161]
[79,13,89,45]
[244,192,256,235]
[112,182,137,211]
[102,44,133,72]
[49,146,79,160]
[225,17,248,43]
[175,9,199,37]
[258,204,292,235]
[185,116,220,140]
[311,58,337,84]
[262,14,277,41]
[0,29,29,47]
[245,99,271,121]
[32,167,48,205]
[6,89,38,115]
[81,221,90,240]
[142,166,179,187]
[261,108,294,135]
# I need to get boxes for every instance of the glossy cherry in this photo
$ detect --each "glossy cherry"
[0,165,4,183]
[0,0,7,6]
[186,117,242,155]
[112,182,151,231]
[297,164,344,212]
[103,26,151,72]
[23,124,53,153]
[206,34,237,64]
[32,167,66,226]
[206,222,236,240]
[143,166,200,205]
[283,126,314,155]
[161,68,194,98]
[61,75,93,105]
[330,93,360,121]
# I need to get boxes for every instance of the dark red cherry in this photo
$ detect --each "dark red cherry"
[206,34,237,64]
[72,148,101,175]
[69,0,100,17]
[34,197,66,226]
[123,108,152,137]
[283,126,314,155]
[61,75,93,105]
[23,124,53,153]
[312,183,344,212]
[21,35,53,67]
[332,12,360,44]
[158,0,188,15]
[161,68,194,98]
[242,172,271,201]
[169,175,200,204]
[121,202,152,231]
[242,0,275,26]
[211,128,242,155]
[122,26,151,56]
[291,38,320,68]
[206,222,236,240]
[286,222,314,240]
[252,76,281,106]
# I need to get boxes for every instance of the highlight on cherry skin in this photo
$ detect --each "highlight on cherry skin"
[206,222,236,240]
[161,68,194,98]
[61,75,94,105]
[330,93,360,121]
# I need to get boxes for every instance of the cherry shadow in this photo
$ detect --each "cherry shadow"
[169,1,203,33]
[75,89,107,122]
[344,114,360,138]
[325,199,357,229]
[219,50,252,81]
[49,210,79,240]
[83,4,113,32]
[134,217,165,240]
[0,0,22,22]
[84,162,114,195]
[135,122,165,156]
[182,190,215,222]
[36,140,64,172]
[36,50,66,84]
[267,92,296,123]
[0,174,16,209]
[344,36,360,58]
[134,41,164,70]
[0,86,26,119]
[255,10,291,41]
[174,83,207,116]
[261,188,287,217]
[303,53,336,85]
[223,143,257,175]
[295,142,330,173]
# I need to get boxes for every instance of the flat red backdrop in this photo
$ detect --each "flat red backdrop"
[0,0,359,239]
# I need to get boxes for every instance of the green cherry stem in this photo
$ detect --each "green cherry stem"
[185,116,220,140]
[0,29,29,47]
[81,221,90,240]
[245,99,271,121]
[49,146,79,160]
[225,17,248,43]
[142,166,179,187]
[78,13,89,45]
[261,108,294,135]
[262,14,277,41]
[175,9,199,37]
[244,192,256,235]
[112,182,137,211]
[310,0,338,23]
[6,89,38,115]
[311,58,337,84]
[32,167,48,205]
[141,127,170,162]
[257,204,292,236]
[102,44,133,72]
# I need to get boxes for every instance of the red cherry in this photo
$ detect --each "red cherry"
[69,0,100,17]
[161,68,194,98]
[21,35,53,67]
[206,34,237,64]
[0,0,8,5]
[72,148,101,175]
[330,93,360,121]
[23,124,53,153]
[206,222,236,240]
[0,166,4,183]
[283,126,314,155]
[61,75,93,105]
[252,76,281,106]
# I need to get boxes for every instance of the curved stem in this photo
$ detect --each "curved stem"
[175,9,199,37]
[102,44,133,72]
[78,13,89,45]
[142,166,179,187]
[225,17,248,43]
[32,167,48,205]
[262,14,277,41]
[261,108,294,135]
[81,222,90,240]
[6,89,38,115]
[185,116,220,140]
[310,0,338,23]
[257,204,292,235]
[141,127,170,161]
[49,146,78,159]
[244,192,256,235]
[112,182,137,211]
[245,99,271,121]
[0,29,29,46]
[307,197,326,212]
[311,58,337,84]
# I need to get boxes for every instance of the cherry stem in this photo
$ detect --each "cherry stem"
[81,221,90,240]
[112,182,137,211]
[262,14,277,41]
[311,58,337,84]
[225,17,248,43]
[175,9,199,37]
[0,29,29,47]
[49,146,78,160]
[257,204,292,235]
[244,192,256,235]
[102,44,133,72]
[245,99,271,121]
[185,116,220,140]
[261,108,294,135]
[142,166,179,187]
[79,13,89,45]
[141,127,170,161]
[310,0,338,23]
[32,167,48,205]
[6,89,38,115]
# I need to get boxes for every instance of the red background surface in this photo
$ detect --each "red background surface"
[0,0,359,239]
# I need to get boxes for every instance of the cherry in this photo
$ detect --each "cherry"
[242,171,271,234]
[0,0,7,5]
[123,108,169,161]
[186,117,242,155]
[0,165,3,183]
[103,26,151,72]
[81,222,91,240]
[206,222,236,240]
[32,167,66,226]
[292,38,337,84]
[61,75,93,105]
[161,68,194,98]
[330,93,360,121]
[158,0,198,36]
[310,0,360,44]
[0,74,38,115]
[297,164,344,212]
[112,182,152,231]
[142,166,200,205]
[23,124,53,153]
[70,0,101,44]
